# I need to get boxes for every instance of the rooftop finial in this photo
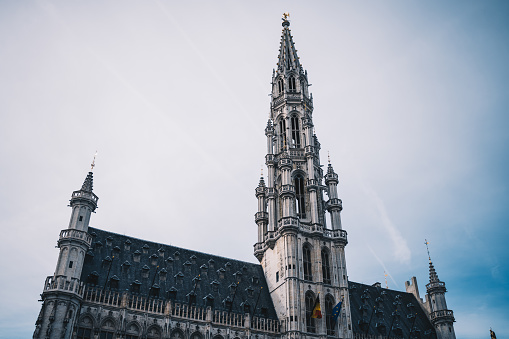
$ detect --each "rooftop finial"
[384,271,389,289]
[91,151,98,171]
[282,12,290,27]
[424,239,431,262]
[328,151,331,164]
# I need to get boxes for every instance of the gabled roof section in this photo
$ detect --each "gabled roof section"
[277,17,303,75]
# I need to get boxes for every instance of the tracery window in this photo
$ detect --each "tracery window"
[321,249,331,285]
[290,115,301,148]
[125,322,140,339]
[303,244,312,281]
[325,294,336,335]
[305,291,316,333]
[77,316,93,339]
[295,176,306,218]
[99,319,115,339]
[277,78,284,94]
[289,76,296,92]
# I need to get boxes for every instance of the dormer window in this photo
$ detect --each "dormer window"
[290,116,301,148]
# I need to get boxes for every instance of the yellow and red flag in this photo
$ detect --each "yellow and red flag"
[311,295,322,319]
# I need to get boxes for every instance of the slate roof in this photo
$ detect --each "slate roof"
[348,281,436,338]
[82,227,277,320]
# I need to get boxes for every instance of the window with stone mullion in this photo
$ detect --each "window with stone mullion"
[305,292,316,333]
[321,249,331,285]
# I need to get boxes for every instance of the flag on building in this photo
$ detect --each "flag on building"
[332,300,343,323]
[311,295,322,319]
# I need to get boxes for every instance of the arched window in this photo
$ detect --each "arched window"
[99,319,115,339]
[125,322,140,339]
[289,76,296,92]
[325,294,336,335]
[76,316,93,339]
[321,249,331,285]
[295,176,306,218]
[147,326,162,339]
[305,291,316,333]
[303,244,312,281]
[290,116,301,148]
[279,119,287,151]
[170,329,184,339]
[278,78,284,94]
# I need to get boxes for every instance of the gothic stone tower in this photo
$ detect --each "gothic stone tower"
[254,16,353,339]
[34,172,98,339]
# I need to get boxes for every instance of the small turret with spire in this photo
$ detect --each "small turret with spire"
[34,154,100,339]
[424,240,456,339]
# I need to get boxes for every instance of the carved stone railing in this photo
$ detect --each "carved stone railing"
[251,316,280,333]
[288,149,305,158]
[58,229,93,247]
[430,309,455,323]
[81,285,280,332]
[426,281,446,292]
[43,276,85,297]
[255,212,269,223]
[279,184,295,196]
[71,190,98,204]
[323,229,348,243]
[325,198,343,211]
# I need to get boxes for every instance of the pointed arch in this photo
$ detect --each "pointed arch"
[190,331,203,339]
[325,294,336,335]
[170,328,184,339]
[147,324,162,339]
[99,317,117,339]
[321,248,331,285]
[76,314,94,339]
[288,75,296,92]
[290,115,301,148]
[305,290,316,333]
[303,243,312,281]
[125,321,141,339]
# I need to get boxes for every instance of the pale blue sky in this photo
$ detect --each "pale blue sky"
[0,1,508,338]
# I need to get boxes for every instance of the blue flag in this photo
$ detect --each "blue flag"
[332,301,343,323]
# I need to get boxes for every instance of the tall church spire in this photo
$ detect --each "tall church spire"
[277,14,303,75]
[254,15,352,338]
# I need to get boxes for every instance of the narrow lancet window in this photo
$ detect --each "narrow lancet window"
[278,78,284,94]
[322,249,331,285]
[325,295,335,335]
[303,244,312,281]
[290,116,301,148]
[305,291,316,333]
[295,176,306,218]
[289,76,296,92]
[279,119,287,151]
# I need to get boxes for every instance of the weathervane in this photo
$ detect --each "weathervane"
[328,151,331,164]
[424,239,431,262]
[91,151,97,171]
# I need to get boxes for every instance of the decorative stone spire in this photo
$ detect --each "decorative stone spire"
[428,260,440,283]
[81,172,94,192]
[277,12,303,75]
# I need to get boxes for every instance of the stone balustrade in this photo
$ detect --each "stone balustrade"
[58,229,93,247]
[43,276,84,297]
[430,309,454,322]
[80,285,280,333]
[71,190,98,203]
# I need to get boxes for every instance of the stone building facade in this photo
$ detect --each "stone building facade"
[34,15,456,339]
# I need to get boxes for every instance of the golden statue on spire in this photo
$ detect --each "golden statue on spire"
[282,12,290,21]
[91,151,97,171]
